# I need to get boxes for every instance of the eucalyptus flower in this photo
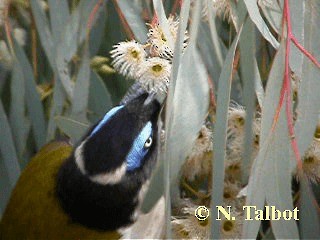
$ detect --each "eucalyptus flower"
[110,40,147,79]
[147,15,188,60]
[182,125,213,182]
[301,136,320,183]
[136,57,171,93]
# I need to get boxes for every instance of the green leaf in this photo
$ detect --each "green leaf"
[243,40,299,239]
[254,59,264,108]
[89,8,107,56]
[264,108,299,239]
[14,41,47,150]
[0,100,21,188]
[300,176,320,238]
[206,0,224,68]
[48,0,70,46]
[141,121,164,213]
[47,78,66,141]
[259,0,282,33]
[152,0,174,49]
[239,18,256,184]
[295,1,320,157]
[71,47,90,123]
[289,0,305,76]
[55,116,89,143]
[117,0,148,43]
[243,41,286,239]
[9,63,29,158]
[198,22,225,84]
[0,158,12,217]
[56,0,102,98]
[243,0,280,49]
[88,71,113,123]
[141,0,191,213]
[166,0,208,200]
[210,24,243,240]
[30,0,56,68]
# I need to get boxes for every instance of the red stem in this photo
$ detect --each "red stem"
[4,1,13,55]
[87,0,104,34]
[291,37,320,69]
[283,0,303,168]
[113,0,135,40]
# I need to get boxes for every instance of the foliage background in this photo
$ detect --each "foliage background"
[0,0,320,238]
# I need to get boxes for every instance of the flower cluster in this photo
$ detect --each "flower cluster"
[110,15,188,93]
[194,0,234,23]
[300,123,320,183]
[177,103,260,239]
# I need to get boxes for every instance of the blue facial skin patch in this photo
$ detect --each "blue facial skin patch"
[126,121,153,171]
[90,105,124,137]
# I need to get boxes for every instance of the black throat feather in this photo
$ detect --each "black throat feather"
[56,137,158,231]
[55,93,160,231]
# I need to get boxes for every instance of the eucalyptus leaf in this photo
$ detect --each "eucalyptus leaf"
[48,0,70,47]
[88,71,113,123]
[14,41,47,150]
[0,100,21,188]
[30,0,56,68]
[295,1,320,157]
[206,0,224,69]
[243,0,279,49]
[300,175,320,238]
[243,40,286,239]
[141,0,191,214]
[289,0,304,76]
[47,78,66,141]
[259,0,282,34]
[117,0,148,43]
[152,0,174,49]
[254,59,264,108]
[9,63,28,158]
[239,18,256,184]
[71,47,90,123]
[265,107,299,239]
[56,0,102,98]
[166,0,208,200]
[210,24,243,240]
[55,116,89,143]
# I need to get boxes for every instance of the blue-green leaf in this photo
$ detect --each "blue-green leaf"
[14,41,47,150]
[243,41,286,239]
[0,100,21,188]
[71,47,90,123]
[56,0,102,98]
[289,0,304,76]
[48,0,70,46]
[300,176,320,238]
[243,0,279,49]
[295,1,320,158]
[88,71,113,123]
[117,0,148,43]
[30,0,56,68]
[9,63,29,158]
[259,0,282,33]
[55,116,89,143]
[239,18,256,184]
[152,0,174,48]
[210,24,243,240]
[47,78,66,141]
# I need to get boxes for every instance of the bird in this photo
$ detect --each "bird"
[0,90,163,239]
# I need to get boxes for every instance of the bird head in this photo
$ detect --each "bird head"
[57,92,162,231]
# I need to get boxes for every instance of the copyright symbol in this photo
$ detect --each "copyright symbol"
[195,206,209,221]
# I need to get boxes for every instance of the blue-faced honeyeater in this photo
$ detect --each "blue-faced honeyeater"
[0,91,162,239]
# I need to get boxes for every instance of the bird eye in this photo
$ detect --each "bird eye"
[144,137,153,148]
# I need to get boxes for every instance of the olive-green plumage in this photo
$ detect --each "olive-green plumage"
[0,141,120,239]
